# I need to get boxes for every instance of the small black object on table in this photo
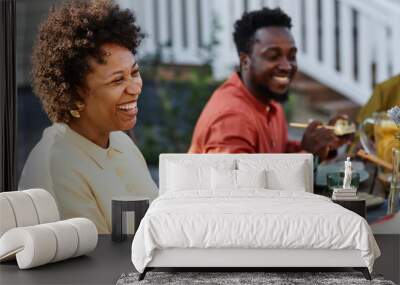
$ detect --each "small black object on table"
[112,196,149,242]
[332,199,366,218]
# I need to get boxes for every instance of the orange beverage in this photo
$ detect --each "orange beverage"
[360,111,400,185]
[375,120,400,164]
[374,119,400,183]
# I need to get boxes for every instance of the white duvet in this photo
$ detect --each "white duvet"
[131,189,380,273]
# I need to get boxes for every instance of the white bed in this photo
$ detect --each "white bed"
[131,154,380,280]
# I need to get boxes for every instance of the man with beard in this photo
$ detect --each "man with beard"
[189,7,344,160]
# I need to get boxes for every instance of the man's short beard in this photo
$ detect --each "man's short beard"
[252,80,289,103]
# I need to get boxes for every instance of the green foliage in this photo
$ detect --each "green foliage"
[283,91,296,122]
[135,69,220,165]
[134,13,223,165]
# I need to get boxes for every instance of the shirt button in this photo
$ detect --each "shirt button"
[107,149,115,158]
[115,167,124,177]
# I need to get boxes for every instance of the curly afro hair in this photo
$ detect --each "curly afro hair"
[32,0,144,123]
[233,7,292,55]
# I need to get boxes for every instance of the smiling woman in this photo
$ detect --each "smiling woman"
[18,0,158,234]
[68,43,142,148]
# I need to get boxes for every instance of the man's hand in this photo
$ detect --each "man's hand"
[328,114,355,149]
[300,121,340,160]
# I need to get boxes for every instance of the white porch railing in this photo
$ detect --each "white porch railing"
[119,0,400,105]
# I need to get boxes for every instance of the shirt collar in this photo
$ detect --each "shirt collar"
[228,72,278,115]
[54,123,124,169]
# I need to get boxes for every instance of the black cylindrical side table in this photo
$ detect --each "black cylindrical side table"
[332,199,366,218]
[112,196,149,242]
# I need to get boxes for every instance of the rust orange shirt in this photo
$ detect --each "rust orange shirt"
[189,72,301,153]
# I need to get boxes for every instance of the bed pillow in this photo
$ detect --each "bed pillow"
[238,159,308,191]
[266,168,307,192]
[167,163,210,191]
[167,160,235,192]
[236,169,267,188]
[211,169,267,190]
[211,168,236,190]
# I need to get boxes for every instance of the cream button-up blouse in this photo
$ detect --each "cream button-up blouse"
[19,123,158,234]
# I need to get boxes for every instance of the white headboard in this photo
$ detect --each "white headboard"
[159,153,314,194]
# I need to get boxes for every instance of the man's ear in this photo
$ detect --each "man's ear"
[239,52,250,71]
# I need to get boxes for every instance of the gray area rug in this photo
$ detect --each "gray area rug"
[116,271,396,285]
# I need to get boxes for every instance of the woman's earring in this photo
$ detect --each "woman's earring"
[70,109,81,118]
[69,101,85,118]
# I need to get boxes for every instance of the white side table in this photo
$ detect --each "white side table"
[111,196,149,242]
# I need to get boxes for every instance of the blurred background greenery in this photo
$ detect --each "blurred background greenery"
[133,62,220,166]
[132,57,296,166]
